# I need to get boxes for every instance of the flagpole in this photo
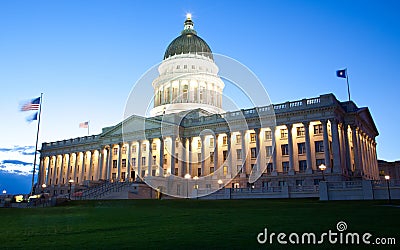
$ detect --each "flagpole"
[346,68,351,102]
[31,93,43,196]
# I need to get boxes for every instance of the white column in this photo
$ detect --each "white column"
[97,149,103,180]
[117,144,122,181]
[80,152,85,183]
[147,139,153,176]
[52,155,58,185]
[322,120,331,169]
[240,130,247,175]
[73,153,78,183]
[188,137,192,175]
[66,153,72,181]
[331,120,342,174]
[343,124,352,175]
[137,141,142,179]
[214,134,219,174]
[170,136,176,175]
[287,124,295,175]
[255,128,261,173]
[271,127,278,175]
[356,130,364,175]
[159,137,164,176]
[351,126,361,176]
[304,122,313,173]
[200,135,205,176]
[107,146,112,180]
[126,142,131,181]
[46,156,52,186]
[87,151,93,181]
[58,154,64,187]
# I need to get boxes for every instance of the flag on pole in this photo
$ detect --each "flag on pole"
[79,121,89,128]
[336,69,347,78]
[21,97,41,111]
[26,112,38,122]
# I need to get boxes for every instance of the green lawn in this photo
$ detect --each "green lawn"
[0,199,399,249]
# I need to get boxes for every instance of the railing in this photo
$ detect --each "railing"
[327,181,363,189]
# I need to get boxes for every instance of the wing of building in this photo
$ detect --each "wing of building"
[37,15,379,197]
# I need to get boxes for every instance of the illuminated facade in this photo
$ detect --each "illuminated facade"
[37,16,380,196]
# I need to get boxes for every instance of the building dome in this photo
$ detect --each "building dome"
[163,15,213,60]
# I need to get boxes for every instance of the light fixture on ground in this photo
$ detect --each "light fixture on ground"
[319,164,326,181]
[68,179,74,200]
[384,175,391,204]
[184,173,191,199]
[193,176,199,198]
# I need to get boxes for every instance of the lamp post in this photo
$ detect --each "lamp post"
[218,179,223,189]
[193,176,199,199]
[184,173,191,199]
[385,175,391,204]
[41,183,47,193]
[68,179,74,200]
[319,164,326,181]
[2,190,6,195]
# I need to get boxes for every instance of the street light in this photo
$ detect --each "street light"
[193,176,199,199]
[319,164,326,181]
[184,173,191,199]
[2,190,6,194]
[218,179,223,188]
[385,175,391,204]
[41,183,47,193]
[68,179,74,200]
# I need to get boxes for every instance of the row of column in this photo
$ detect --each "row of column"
[38,119,379,187]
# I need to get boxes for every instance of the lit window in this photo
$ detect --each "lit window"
[209,138,214,147]
[297,126,305,137]
[152,143,157,151]
[132,145,136,153]
[122,159,126,168]
[132,158,136,166]
[266,146,273,157]
[280,129,288,139]
[236,149,242,160]
[265,130,272,140]
[223,136,227,145]
[250,133,256,143]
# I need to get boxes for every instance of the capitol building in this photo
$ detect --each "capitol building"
[37,15,379,198]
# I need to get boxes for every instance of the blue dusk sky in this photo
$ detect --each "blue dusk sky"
[1,0,399,194]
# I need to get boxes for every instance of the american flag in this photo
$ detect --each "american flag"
[21,97,41,111]
[79,121,89,128]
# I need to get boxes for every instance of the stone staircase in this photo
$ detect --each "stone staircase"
[77,181,132,200]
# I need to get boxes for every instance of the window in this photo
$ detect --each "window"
[223,166,228,175]
[198,153,202,162]
[266,163,273,174]
[280,129,288,139]
[223,150,228,161]
[175,168,178,176]
[266,146,273,157]
[298,143,306,155]
[175,140,179,148]
[184,64,187,69]
[281,144,289,155]
[141,157,146,165]
[112,160,117,168]
[152,143,157,151]
[223,136,227,145]
[236,149,242,159]
[250,133,256,143]
[153,155,156,165]
[175,153,178,164]
[176,65,180,69]
[236,134,241,144]
[197,168,201,176]
[251,147,257,159]
[113,148,118,155]
[210,167,214,173]
[198,140,201,149]
[237,165,243,174]
[142,144,147,152]
[316,159,325,168]
[132,158,136,166]
[132,145,136,153]
[112,173,116,180]
[279,181,286,187]
[122,159,126,168]
[315,141,324,153]
[299,160,307,172]
[209,138,214,147]
[152,169,156,176]
[122,146,127,154]
[141,170,145,177]
[163,154,167,164]
[297,126,305,137]
[314,124,323,135]
[210,152,214,163]
[282,161,289,173]
[265,130,272,140]
[121,172,126,181]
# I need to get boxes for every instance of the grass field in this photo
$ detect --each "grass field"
[0,199,399,249]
